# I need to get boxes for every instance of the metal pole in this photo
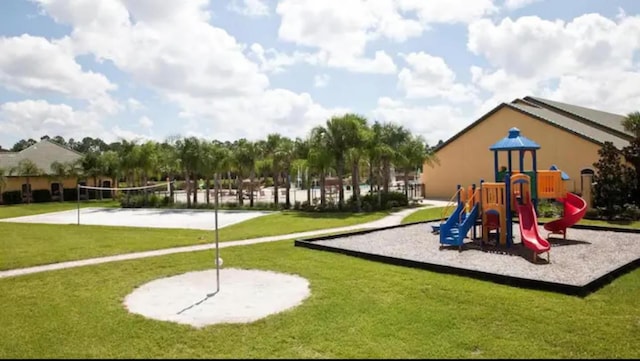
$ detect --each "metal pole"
[212,172,220,295]
[77,184,80,225]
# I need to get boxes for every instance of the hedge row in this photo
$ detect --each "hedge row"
[1,188,113,204]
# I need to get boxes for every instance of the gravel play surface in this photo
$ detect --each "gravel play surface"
[311,223,640,287]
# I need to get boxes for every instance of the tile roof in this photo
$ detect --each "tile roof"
[0,140,83,175]
[433,96,632,153]
[524,96,633,139]
[507,103,630,149]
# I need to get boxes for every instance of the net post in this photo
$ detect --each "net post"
[77,183,80,225]
[215,172,220,294]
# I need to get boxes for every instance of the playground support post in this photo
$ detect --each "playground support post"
[504,173,512,247]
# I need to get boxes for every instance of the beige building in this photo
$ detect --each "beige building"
[422,96,634,201]
[0,139,112,203]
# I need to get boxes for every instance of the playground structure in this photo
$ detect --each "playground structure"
[434,127,588,263]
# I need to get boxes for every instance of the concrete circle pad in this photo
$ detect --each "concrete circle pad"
[124,269,311,328]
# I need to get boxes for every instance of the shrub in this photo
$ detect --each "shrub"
[63,188,78,201]
[621,203,640,221]
[32,189,52,203]
[592,141,636,219]
[2,191,22,205]
[538,199,561,218]
[584,208,599,220]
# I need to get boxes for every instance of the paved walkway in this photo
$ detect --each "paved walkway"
[0,201,449,279]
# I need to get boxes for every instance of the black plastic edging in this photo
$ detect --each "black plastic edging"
[294,217,640,297]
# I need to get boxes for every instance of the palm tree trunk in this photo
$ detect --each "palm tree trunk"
[206,178,211,205]
[306,171,312,204]
[273,171,279,205]
[237,177,244,206]
[285,172,291,209]
[352,161,360,212]
[185,172,192,208]
[250,170,255,207]
[337,159,345,209]
[192,174,198,205]
[383,159,390,193]
[404,171,410,200]
[320,170,326,205]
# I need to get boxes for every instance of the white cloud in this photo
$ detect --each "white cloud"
[111,125,153,142]
[274,0,498,74]
[275,0,411,74]
[502,0,541,11]
[398,0,498,23]
[0,34,120,114]
[138,116,153,128]
[32,0,344,141]
[0,100,103,141]
[371,97,471,146]
[468,13,640,115]
[398,52,478,103]
[227,0,270,17]
[127,98,144,112]
[249,43,319,73]
[314,74,330,88]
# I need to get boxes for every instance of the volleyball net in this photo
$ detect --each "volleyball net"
[76,181,175,224]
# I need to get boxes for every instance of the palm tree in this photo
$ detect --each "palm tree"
[308,126,334,206]
[265,134,284,206]
[233,139,259,207]
[50,161,70,201]
[99,151,120,199]
[396,135,439,200]
[379,122,411,193]
[622,111,640,138]
[82,151,104,199]
[9,159,42,204]
[276,137,295,208]
[293,137,312,203]
[176,137,202,208]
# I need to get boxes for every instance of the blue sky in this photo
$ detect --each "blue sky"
[0,0,639,149]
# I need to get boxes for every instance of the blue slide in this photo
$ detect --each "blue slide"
[439,202,480,249]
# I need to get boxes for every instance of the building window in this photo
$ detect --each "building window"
[21,183,32,202]
[51,183,62,198]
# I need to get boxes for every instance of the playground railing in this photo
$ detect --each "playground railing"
[441,187,463,222]
[460,187,480,224]
[537,170,565,199]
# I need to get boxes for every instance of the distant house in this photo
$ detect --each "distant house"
[421,96,634,205]
[0,139,112,203]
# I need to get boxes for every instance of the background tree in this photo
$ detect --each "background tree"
[9,159,43,204]
[592,142,635,219]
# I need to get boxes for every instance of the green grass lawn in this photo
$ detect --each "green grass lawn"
[0,210,389,271]
[401,206,448,224]
[0,238,638,358]
[0,200,120,219]
[537,217,640,229]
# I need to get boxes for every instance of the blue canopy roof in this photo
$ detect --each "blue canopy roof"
[489,127,541,151]
[549,164,570,180]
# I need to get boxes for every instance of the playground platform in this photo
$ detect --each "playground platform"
[295,222,640,297]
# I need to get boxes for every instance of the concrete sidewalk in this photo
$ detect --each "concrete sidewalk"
[0,202,448,279]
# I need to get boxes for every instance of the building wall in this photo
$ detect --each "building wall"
[421,106,601,199]
[3,176,112,193]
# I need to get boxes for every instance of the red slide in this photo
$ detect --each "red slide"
[543,193,587,236]
[516,202,551,254]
